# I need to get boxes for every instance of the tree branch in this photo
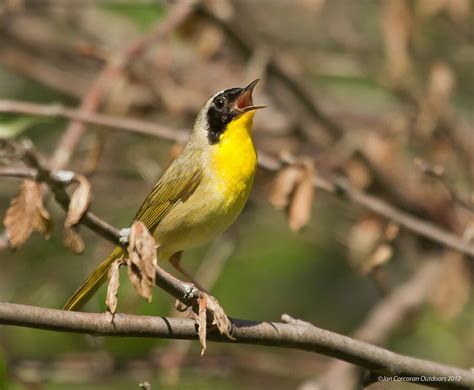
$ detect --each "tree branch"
[301,259,443,389]
[49,1,195,170]
[0,302,471,390]
[1,143,472,389]
[0,101,472,257]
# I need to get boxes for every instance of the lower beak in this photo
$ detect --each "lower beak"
[235,79,266,113]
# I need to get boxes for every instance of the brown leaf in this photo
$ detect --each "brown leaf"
[416,63,455,137]
[361,244,393,275]
[198,293,208,356]
[63,226,85,254]
[196,292,234,356]
[126,221,158,302]
[270,165,304,210]
[347,216,384,271]
[384,222,400,241]
[4,180,52,248]
[63,175,92,254]
[65,175,92,227]
[382,0,413,85]
[106,258,123,322]
[345,157,373,190]
[206,294,233,340]
[288,162,315,232]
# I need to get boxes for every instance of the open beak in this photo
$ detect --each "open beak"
[234,79,266,114]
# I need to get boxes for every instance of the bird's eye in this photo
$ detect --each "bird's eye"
[214,98,225,110]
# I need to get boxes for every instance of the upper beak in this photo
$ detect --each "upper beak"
[234,79,266,113]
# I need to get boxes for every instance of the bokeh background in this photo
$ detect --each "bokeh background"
[0,1,472,389]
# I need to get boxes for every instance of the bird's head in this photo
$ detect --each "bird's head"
[192,79,265,145]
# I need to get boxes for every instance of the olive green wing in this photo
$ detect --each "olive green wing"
[134,149,203,232]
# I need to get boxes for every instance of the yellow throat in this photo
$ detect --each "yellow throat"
[211,111,257,201]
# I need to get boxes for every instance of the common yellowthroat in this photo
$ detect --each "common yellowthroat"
[63,80,264,311]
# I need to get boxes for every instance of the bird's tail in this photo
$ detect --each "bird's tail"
[62,247,124,311]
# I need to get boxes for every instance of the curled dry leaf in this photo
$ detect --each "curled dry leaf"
[198,293,208,355]
[206,293,233,340]
[63,226,85,254]
[62,174,92,254]
[106,258,124,322]
[197,292,233,356]
[288,162,315,232]
[347,216,384,272]
[4,180,52,248]
[361,243,393,275]
[126,221,158,302]
[270,165,304,210]
[65,175,92,227]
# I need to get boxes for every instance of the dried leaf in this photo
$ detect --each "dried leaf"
[361,244,393,275]
[416,63,455,137]
[384,222,400,241]
[198,293,208,356]
[206,294,233,339]
[196,292,233,356]
[382,0,413,85]
[429,62,455,103]
[270,165,304,210]
[347,217,384,271]
[106,259,123,322]
[4,180,52,248]
[288,162,315,232]
[63,174,92,254]
[196,25,224,59]
[345,157,373,190]
[63,226,85,254]
[65,175,92,227]
[126,221,158,302]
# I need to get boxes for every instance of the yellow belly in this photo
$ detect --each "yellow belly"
[154,111,257,260]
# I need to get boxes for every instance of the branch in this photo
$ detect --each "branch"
[195,4,344,140]
[0,302,471,390]
[0,101,472,257]
[49,1,196,170]
[301,259,443,389]
[0,99,188,143]
[1,144,472,389]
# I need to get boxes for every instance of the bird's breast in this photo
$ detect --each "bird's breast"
[154,113,257,260]
[210,112,257,207]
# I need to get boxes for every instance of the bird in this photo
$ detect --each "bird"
[63,80,264,311]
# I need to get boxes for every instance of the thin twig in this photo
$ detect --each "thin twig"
[0,302,471,390]
[195,4,344,140]
[1,144,472,389]
[0,99,189,142]
[0,100,472,257]
[49,1,196,170]
[301,259,443,390]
